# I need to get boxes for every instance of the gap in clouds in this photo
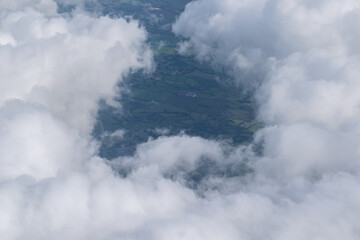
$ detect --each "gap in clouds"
[3,0,360,239]
[0,2,255,239]
[81,0,258,193]
[90,0,260,163]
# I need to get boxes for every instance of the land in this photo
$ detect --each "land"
[86,0,261,158]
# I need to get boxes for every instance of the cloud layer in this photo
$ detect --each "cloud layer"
[2,0,360,239]
[172,0,360,239]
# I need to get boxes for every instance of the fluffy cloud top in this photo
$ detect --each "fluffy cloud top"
[173,0,360,170]
[0,4,152,133]
[2,0,360,239]
[172,0,360,239]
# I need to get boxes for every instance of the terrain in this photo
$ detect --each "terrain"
[88,0,260,158]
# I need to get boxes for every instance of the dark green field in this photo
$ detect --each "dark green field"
[89,0,260,158]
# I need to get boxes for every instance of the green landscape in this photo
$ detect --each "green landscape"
[89,0,260,158]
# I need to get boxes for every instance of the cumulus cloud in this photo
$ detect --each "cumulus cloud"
[171,0,360,239]
[0,5,152,133]
[0,0,58,15]
[174,0,360,172]
[2,0,360,239]
[173,0,360,86]
[0,1,167,239]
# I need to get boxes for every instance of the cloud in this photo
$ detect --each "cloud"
[171,0,360,239]
[0,3,152,133]
[173,0,360,86]
[2,0,360,239]
[0,0,58,15]
[174,0,360,172]
[0,101,95,181]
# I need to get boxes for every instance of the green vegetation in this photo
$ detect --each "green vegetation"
[89,0,261,158]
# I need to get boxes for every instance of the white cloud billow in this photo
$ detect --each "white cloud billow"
[0,6,152,133]
[172,0,360,239]
[2,0,360,239]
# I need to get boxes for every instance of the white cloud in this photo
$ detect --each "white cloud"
[0,5,152,133]
[0,0,58,15]
[174,0,360,173]
[2,0,360,239]
[171,0,360,239]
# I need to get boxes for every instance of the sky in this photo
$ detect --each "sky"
[1,0,360,239]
